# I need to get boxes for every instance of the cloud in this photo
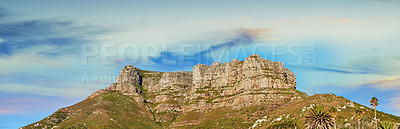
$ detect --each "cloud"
[0,37,5,43]
[365,78,400,114]
[367,77,400,89]
[0,18,110,56]
[197,28,268,55]
[305,50,400,76]
[281,16,360,24]
[0,82,102,97]
[0,8,116,98]
[148,28,269,70]
[306,66,373,74]
[0,98,49,103]
[0,109,14,114]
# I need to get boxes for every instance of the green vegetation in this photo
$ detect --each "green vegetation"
[378,121,394,129]
[268,120,299,129]
[305,105,334,129]
[25,89,400,129]
[329,106,338,129]
[25,92,161,129]
[176,108,255,129]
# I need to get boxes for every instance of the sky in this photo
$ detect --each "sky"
[0,0,400,128]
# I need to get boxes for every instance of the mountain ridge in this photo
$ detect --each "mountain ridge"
[23,54,400,129]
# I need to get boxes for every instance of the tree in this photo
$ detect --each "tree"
[370,97,379,129]
[355,108,363,129]
[378,121,394,129]
[329,107,337,129]
[305,105,334,129]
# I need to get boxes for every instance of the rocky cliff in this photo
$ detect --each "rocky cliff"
[87,54,301,125]
[25,54,400,129]
[95,55,296,108]
[186,54,297,113]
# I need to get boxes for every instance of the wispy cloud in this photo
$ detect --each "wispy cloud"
[0,19,110,56]
[0,109,14,114]
[197,28,268,55]
[0,8,115,98]
[363,78,400,114]
[280,16,361,24]
[306,66,373,74]
[367,77,400,89]
[0,81,102,97]
[0,37,5,43]
[148,28,269,70]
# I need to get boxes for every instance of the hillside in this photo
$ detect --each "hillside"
[23,54,400,129]
[24,92,161,128]
[252,94,400,128]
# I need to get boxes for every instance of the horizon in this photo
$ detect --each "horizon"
[1,0,400,128]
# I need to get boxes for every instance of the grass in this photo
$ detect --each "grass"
[24,92,161,129]
[24,77,400,129]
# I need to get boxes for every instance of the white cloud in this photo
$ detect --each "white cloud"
[0,44,120,97]
[0,37,5,43]
[0,82,104,97]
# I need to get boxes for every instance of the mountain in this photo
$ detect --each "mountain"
[23,54,400,129]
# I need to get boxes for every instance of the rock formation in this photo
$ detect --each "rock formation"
[23,54,400,129]
[24,54,306,128]
[88,54,301,124]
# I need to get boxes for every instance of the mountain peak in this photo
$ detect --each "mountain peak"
[116,64,141,84]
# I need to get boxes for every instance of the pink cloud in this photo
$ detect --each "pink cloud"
[367,77,400,90]
[0,109,14,114]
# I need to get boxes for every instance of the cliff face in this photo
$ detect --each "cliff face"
[186,54,297,112]
[23,54,308,128]
[84,54,299,125]
[192,54,296,90]
[91,54,301,124]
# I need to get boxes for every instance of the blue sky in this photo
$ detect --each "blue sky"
[1,0,400,128]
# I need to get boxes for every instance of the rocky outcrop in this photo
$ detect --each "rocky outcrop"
[90,54,300,125]
[192,54,296,90]
[101,65,145,103]
[23,54,400,129]
[116,65,142,85]
[184,54,297,112]
[143,71,192,112]
[91,54,299,112]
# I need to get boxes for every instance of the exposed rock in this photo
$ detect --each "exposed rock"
[192,54,295,90]
[96,54,299,114]
[96,54,299,122]
[23,54,400,129]
[23,54,303,128]
[185,54,297,112]
[116,64,142,85]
